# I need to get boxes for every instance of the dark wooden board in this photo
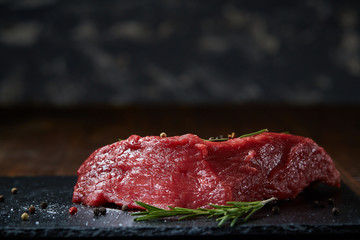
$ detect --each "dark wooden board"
[0,176,359,239]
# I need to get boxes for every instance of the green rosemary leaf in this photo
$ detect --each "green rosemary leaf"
[230,216,240,227]
[244,206,261,222]
[178,213,208,221]
[134,214,166,221]
[238,129,269,138]
[134,201,163,212]
[132,197,277,227]
[204,129,269,142]
[131,211,149,216]
[209,204,234,209]
[206,138,230,142]
[217,214,231,226]
[226,201,262,208]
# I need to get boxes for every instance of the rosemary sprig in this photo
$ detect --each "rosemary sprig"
[132,197,276,227]
[205,129,269,142]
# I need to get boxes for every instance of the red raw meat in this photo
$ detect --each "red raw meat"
[72,132,340,209]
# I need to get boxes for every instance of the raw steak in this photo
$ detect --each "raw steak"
[72,132,340,209]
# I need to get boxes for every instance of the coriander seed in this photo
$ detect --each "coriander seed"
[21,212,29,221]
[228,132,235,139]
[160,132,167,138]
[11,187,18,194]
[332,207,340,215]
[29,205,35,214]
[121,205,129,211]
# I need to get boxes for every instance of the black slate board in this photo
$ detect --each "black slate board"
[0,176,359,239]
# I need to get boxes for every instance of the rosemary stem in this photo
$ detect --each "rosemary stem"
[132,197,277,227]
[261,197,277,205]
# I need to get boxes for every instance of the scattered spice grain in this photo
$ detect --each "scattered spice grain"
[312,200,325,208]
[215,135,224,139]
[99,207,106,215]
[69,207,77,215]
[93,208,100,216]
[272,206,280,214]
[160,132,167,138]
[121,205,129,211]
[228,132,236,139]
[11,187,18,194]
[40,202,48,209]
[328,198,334,206]
[332,207,340,215]
[21,212,29,221]
[0,195,4,202]
[29,205,35,214]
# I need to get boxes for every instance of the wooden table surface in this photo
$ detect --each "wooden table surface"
[1,104,359,195]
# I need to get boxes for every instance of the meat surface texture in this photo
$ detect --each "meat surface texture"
[73,132,340,209]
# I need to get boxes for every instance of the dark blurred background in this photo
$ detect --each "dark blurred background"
[1,0,359,106]
[0,0,360,182]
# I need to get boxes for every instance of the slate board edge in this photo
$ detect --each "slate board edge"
[1,223,360,238]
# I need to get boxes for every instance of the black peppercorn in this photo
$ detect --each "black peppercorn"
[272,206,280,214]
[40,202,48,209]
[0,195,4,202]
[93,208,100,216]
[313,200,325,208]
[99,207,106,215]
[328,198,334,206]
